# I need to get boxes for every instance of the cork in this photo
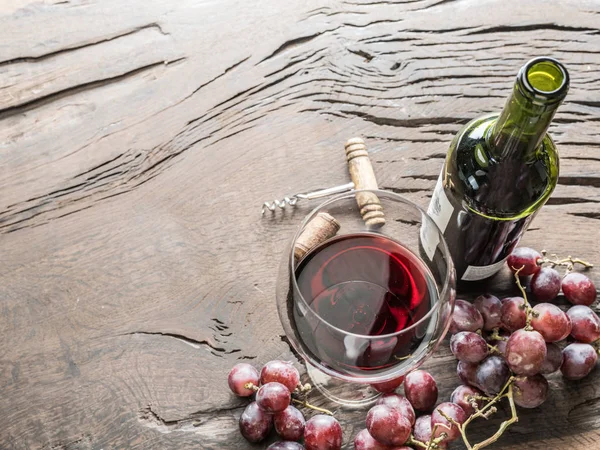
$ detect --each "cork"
[294,212,340,261]
[344,138,385,228]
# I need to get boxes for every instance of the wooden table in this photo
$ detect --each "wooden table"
[2,0,600,448]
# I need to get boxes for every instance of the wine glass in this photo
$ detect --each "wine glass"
[276,189,455,407]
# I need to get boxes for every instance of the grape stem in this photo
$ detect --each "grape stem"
[291,398,334,416]
[438,377,517,450]
[489,328,507,342]
[244,382,259,392]
[487,343,502,355]
[406,431,446,450]
[511,266,536,330]
[539,250,593,274]
[406,435,429,449]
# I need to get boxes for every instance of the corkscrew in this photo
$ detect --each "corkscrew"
[261,182,355,215]
[262,138,385,228]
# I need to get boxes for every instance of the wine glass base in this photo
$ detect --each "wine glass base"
[305,364,381,409]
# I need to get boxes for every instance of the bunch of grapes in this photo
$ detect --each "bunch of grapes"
[440,247,598,447]
[228,360,342,449]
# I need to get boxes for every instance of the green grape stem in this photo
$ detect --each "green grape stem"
[487,343,502,355]
[539,251,593,275]
[437,377,517,450]
[511,266,536,329]
[407,432,446,450]
[489,328,508,341]
[291,397,334,416]
[407,435,429,449]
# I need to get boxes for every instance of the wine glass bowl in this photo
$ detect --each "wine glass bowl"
[276,189,455,405]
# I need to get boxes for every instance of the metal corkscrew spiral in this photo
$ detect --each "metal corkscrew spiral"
[261,183,355,215]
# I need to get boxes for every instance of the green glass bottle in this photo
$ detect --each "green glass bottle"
[426,57,569,281]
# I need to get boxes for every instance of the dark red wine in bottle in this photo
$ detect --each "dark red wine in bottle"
[427,57,569,281]
[292,233,437,377]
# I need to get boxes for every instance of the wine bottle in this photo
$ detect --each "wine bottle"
[426,57,569,281]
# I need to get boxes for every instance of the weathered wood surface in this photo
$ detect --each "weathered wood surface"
[1,0,600,448]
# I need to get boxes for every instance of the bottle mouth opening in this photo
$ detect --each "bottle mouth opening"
[520,57,569,100]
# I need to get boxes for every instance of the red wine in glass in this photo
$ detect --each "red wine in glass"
[292,232,438,378]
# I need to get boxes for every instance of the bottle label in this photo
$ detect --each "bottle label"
[421,170,454,260]
[461,257,508,281]
[427,171,454,233]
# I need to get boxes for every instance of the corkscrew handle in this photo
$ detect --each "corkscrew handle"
[344,138,385,228]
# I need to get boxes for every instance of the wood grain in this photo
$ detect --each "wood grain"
[1,0,599,449]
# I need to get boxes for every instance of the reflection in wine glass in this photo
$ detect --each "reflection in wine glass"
[276,190,456,407]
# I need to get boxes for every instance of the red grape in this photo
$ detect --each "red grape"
[376,393,416,426]
[404,370,438,411]
[304,415,342,450]
[274,405,305,441]
[239,401,273,443]
[474,294,503,331]
[353,429,391,450]
[431,402,467,443]
[476,356,510,395]
[371,376,405,394]
[561,343,598,380]
[566,305,600,343]
[531,267,561,302]
[457,361,480,389]
[513,374,548,408]
[366,405,411,447]
[505,329,547,376]
[268,443,306,450]
[507,247,542,276]
[449,299,484,334]
[450,331,488,363]
[228,363,259,397]
[256,382,291,413]
[540,342,564,374]
[261,360,301,392]
[413,415,432,443]
[531,303,572,342]
[500,297,527,331]
[450,385,484,416]
[413,415,447,449]
[354,429,412,450]
[562,272,597,306]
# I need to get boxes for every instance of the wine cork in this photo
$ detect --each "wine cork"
[344,138,385,228]
[294,212,340,261]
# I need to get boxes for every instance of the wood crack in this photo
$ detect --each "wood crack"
[347,48,374,62]
[381,186,429,193]
[468,23,599,35]
[119,331,231,353]
[567,396,600,419]
[546,197,600,206]
[0,57,186,120]
[343,110,467,128]
[558,176,600,188]
[258,32,324,64]
[137,403,245,433]
[0,23,168,67]
[191,56,250,95]
[569,212,600,220]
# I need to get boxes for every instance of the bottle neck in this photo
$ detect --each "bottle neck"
[489,58,569,160]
